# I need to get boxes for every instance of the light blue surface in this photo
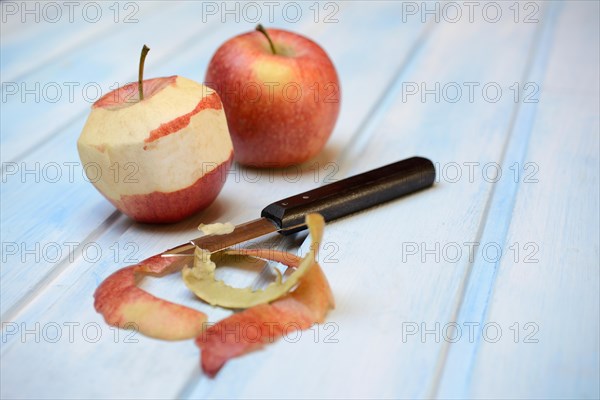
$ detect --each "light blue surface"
[1,1,598,398]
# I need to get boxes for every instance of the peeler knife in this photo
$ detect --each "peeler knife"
[162,156,436,256]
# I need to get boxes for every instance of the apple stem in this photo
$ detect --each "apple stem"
[138,45,150,101]
[256,24,277,55]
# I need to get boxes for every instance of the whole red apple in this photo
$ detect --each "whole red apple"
[78,46,233,223]
[205,25,340,167]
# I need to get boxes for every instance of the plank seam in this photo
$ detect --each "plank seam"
[428,2,562,398]
[334,18,437,178]
[1,110,87,168]
[1,210,127,326]
[4,23,128,84]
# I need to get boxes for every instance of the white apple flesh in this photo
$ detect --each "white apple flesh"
[77,75,233,223]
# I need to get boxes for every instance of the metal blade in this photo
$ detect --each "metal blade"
[161,218,279,256]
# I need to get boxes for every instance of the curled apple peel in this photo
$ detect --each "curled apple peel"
[94,255,207,340]
[93,214,334,376]
[182,246,313,309]
[198,222,235,235]
[197,214,335,376]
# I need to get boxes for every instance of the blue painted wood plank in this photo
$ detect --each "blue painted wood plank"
[0,1,162,82]
[434,2,563,397]
[468,1,599,398]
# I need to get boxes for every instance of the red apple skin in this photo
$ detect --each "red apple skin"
[197,215,334,376]
[109,153,232,224]
[205,28,340,168]
[94,76,177,109]
[94,254,207,340]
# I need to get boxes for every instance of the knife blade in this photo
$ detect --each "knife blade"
[162,156,436,256]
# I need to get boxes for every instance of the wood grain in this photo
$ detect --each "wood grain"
[1,1,597,398]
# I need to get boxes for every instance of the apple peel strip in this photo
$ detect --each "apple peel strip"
[93,213,334,376]
[196,213,335,376]
[94,254,207,341]
[182,245,314,309]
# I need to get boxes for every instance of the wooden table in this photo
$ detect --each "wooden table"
[1,1,598,398]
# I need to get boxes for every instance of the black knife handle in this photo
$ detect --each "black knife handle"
[261,156,436,234]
